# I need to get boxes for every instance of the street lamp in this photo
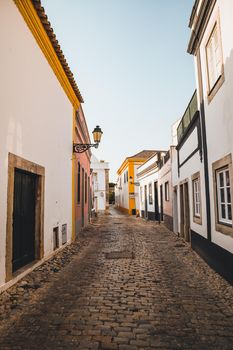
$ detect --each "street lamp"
[73,125,103,153]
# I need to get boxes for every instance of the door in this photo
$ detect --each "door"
[144,185,148,219]
[154,182,159,221]
[180,182,190,241]
[13,169,36,272]
[184,182,190,241]
[160,184,163,221]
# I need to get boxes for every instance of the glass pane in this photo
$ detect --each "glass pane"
[221,204,226,219]
[220,188,225,203]
[228,205,232,221]
[227,187,231,204]
[226,170,230,186]
[219,172,224,187]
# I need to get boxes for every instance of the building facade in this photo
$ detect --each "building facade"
[91,155,109,212]
[73,106,92,237]
[188,0,233,283]
[137,149,174,231]
[115,150,156,215]
[0,0,85,290]
[173,0,233,284]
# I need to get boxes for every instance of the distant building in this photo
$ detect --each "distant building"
[91,155,109,212]
[115,150,156,215]
[137,149,175,231]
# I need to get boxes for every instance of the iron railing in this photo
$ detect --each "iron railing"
[177,90,198,142]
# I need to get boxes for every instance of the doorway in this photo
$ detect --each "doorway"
[12,169,37,272]
[82,168,85,227]
[154,182,159,221]
[144,185,148,219]
[6,153,45,282]
[180,182,190,241]
[160,184,163,221]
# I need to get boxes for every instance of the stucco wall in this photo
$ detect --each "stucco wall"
[197,0,233,253]
[0,0,73,286]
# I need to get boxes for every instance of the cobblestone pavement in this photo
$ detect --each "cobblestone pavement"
[1,208,233,349]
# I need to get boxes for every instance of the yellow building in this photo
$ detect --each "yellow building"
[116,150,156,215]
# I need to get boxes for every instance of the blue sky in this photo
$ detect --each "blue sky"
[43,0,195,181]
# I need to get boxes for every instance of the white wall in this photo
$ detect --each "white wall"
[0,0,73,286]
[197,0,233,252]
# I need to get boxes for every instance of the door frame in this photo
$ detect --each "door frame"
[6,153,45,282]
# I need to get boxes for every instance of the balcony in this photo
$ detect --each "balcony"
[177,90,198,143]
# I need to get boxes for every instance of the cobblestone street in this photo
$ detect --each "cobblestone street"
[1,208,233,349]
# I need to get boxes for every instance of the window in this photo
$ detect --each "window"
[193,179,201,217]
[85,172,87,203]
[165,182,169,201]
[212,154,233,236]
[192,172,202,225]
[77,162,81,204]
[216,167,232,225]
[205,20,224,99]
[148,183,153,204]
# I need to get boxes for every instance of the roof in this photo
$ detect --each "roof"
[129,150,157,159]
[32,0,84,103]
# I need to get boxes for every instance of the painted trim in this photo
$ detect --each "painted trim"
[14,0,81,109]
[72,108,76,241]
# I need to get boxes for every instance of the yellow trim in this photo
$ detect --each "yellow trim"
[128,163,135,213]
[14,0,80,109]
[117,158,147,175]
[72,108,76,241]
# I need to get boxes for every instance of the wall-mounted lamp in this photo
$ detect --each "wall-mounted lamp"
[73,125,103,153]
[129,176,140,186]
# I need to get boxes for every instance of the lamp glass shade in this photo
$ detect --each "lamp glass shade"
[92,125,103,143]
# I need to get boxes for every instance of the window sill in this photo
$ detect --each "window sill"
[193,216,202,225]
[207,73,225,104]
[215,222,233,237]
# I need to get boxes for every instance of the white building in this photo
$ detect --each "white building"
[137,149,175,231]
[91,155,109,212]
[173,0,233,284]
[0,0,83,290]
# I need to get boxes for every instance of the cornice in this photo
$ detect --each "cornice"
[187,0,216,55]
[14,0,82,109]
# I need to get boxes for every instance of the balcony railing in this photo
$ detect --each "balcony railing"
[177,90,198,142]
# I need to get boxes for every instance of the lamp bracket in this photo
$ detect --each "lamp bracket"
[73,143,99,153]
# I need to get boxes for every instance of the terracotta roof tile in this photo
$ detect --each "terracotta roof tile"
[32,0,84,103]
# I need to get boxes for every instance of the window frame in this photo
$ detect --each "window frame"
[212,154,233,236]
[205,14,224,103]
[191,172,202,225]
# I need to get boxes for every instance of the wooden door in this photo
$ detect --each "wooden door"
[160,184,164,221]
[154,182,159,220]
[13,169,36,272]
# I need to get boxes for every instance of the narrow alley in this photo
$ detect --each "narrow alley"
[0,208,233,350]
